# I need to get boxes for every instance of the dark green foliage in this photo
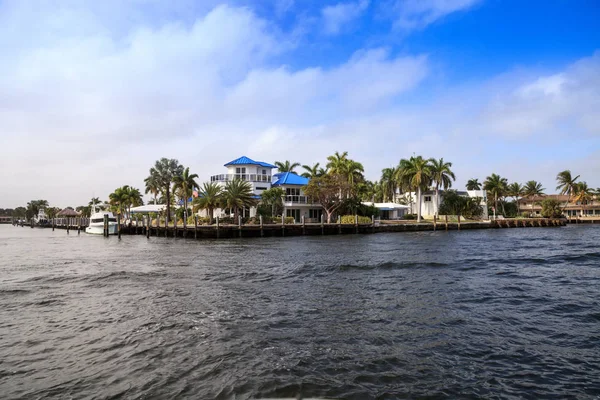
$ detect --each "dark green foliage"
[541,199,563,218]
[439,190,483,219]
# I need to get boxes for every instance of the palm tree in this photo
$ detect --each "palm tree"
[483,174,508,218]
[301,163,324,179]
[342,160,365,187]
[556,170,580,212]
[192,182,222,224]
[147,158,184,225]
[380,167,397,203]
[125,186,143,218]
[572,181,593,218]
[173,167,199,223]
[397,156,432,223]
[523,180,545,217]
[221,178,257,221]
[274,160,300,173]
[88,197,102,212]
[429,158,455,217]
[507,182,524,215]
[326,151,349,174]
[144,175,160,205]
[466,178,481,191]
[109,186,131,217]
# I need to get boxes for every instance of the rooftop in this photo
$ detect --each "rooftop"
[272,172,309,187]
[224,156,276,169]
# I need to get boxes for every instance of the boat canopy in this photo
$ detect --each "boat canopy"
[130,204,167,214]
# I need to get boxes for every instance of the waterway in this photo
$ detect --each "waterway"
[0,224,599,399]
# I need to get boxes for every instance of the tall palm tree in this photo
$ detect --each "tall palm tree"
[173,167,199,223]
[301,163,324,179]
[572,181,593,218]
[147,158,184,225]
[429,158,456,217]
[221,178,257,221]
[109,186,131,217]
[274,160,300,173]
[523,180,545,217]
[325,151,349,174]
[88,197,102,212]
[507,182,524,215]
[397,156,432,223]
[342,160,365,187]
[466,178,481,191]
[556,170,580,212]
[125,186,143,219]
[483,174,508,218]
[192,182,223,224]
[380,167,397,203]
[144,175,160,205]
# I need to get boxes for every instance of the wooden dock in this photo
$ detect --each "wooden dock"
[19,217,567,239]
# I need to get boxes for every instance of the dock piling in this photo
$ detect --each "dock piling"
[117,213,121,239]
[194,215,198,239]
[238,216,242,238]
[260,215,264,237]
[302,215,306,235]
[321,214,324,235]
[216,217,220,239]
[281,214,285,237]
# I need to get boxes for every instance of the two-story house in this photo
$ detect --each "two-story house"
[272,172,323,222]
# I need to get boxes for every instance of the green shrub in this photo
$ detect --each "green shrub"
[340,215,371,224]
[285,217,295,224]
[541,198,563,218]
[402,214,417,220]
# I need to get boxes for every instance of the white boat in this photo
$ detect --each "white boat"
[34,208,50,226]
[86,210,118,235]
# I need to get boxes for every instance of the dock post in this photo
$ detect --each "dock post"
[52,218,55,231]
[338,215,341,234]
[445,215,448,231]
[31,218,33,229]
[281,214,285,237]
[321,214,324,235]
[146,215,150,238]
[371,215,375,233]
[66,218,69,234]
[355,215,358,234]
[194,215,198,239]
[103,214,108,237]
[260,215,264,237]
[174,216,177,238]
[433,215,437,231]
[458,214,461,231]
[117,213,121,239]
[77,217,80,235]
[216,217,220,239]
[238,216,242,238]
[302,215,305,235]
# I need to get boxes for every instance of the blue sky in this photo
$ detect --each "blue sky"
[1,0,599,207]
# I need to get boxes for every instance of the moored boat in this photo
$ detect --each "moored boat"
[86,210,118,235]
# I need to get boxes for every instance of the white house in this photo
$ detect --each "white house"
[361,202,410,220]
[272,172,323,223]
[407,189,489,219]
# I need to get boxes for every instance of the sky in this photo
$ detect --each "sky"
[1,0,599,208]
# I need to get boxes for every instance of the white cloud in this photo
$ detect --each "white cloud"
[392,0,480,31]
[322,0,370,35]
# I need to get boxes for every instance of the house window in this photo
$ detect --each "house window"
[286,188,300,196]
[262,169,267,175]
[424,196,432,202]
[256,186,267,190]
[236,167,246,174]
[309,209,322,219]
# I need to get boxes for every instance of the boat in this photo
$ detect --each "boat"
[86,210,118,235]
[34,208,50,227]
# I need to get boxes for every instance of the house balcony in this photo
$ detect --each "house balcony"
[283,195,317,206]
[210,174,272,183]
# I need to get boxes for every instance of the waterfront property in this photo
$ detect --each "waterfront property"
[361,202,410,220]
[518,195,600,218]
[271,172,323,222]
[406,190,489,219]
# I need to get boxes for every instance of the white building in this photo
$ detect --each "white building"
[407,189,489,219]
[272,172,323,222]
[361,202,410,220]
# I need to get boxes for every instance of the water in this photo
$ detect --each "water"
[1,224,599,399]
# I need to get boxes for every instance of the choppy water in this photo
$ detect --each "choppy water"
[0,224,599,399]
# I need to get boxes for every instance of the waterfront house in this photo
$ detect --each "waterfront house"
[271,172,323,222]
[361,202,410,220]
[407,189,489,219]
[518,195,600,218]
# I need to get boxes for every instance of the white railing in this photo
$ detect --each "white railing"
[283,195,316,205]
[210,174,272,183]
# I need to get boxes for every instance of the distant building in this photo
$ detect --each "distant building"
[518,195,600,217]
[361,202,410,220]
[406,189,489,219]
[272,172,323,222]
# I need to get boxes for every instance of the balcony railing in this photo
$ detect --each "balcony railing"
[283,195,315,204]
[210,174,272,183]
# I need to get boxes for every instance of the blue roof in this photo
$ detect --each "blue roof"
[272,172,309,186]
[224,156,276,169]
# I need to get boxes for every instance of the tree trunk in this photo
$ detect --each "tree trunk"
[417,187,422,223]
[208,207,213,225]
[166,188,171,226]
[234,207,239,222]
[435,186,440,217]
[326,209,333,224]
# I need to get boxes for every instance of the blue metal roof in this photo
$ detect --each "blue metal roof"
[224,156,276,169]
[272,172,309,186]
